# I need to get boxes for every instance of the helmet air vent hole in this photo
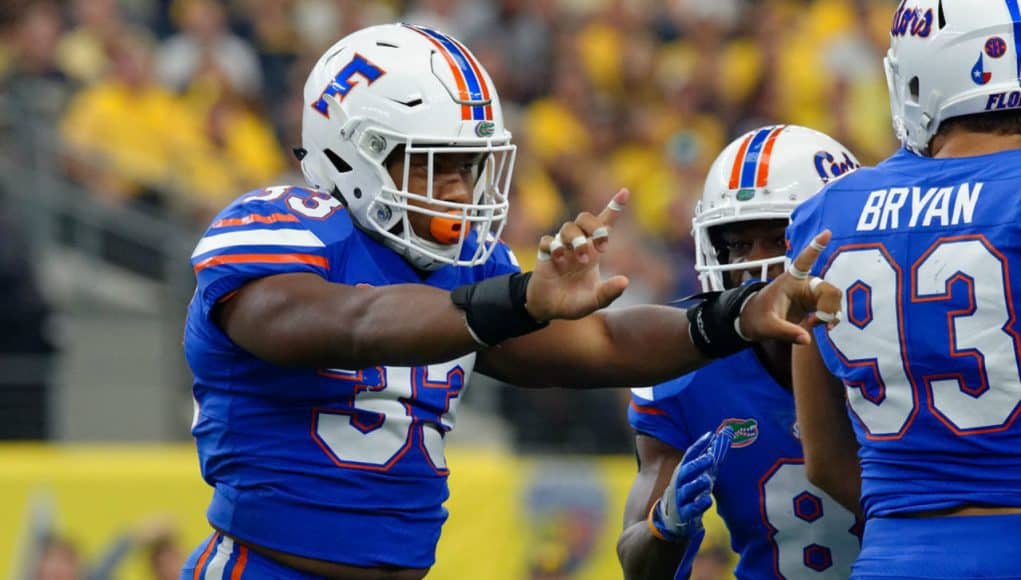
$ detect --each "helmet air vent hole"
[909,77,920,103]
[938,1,946,29]
[353,187,362,199]
[376,41,399,48]
[387,97,424,108]
[324,149,352,173]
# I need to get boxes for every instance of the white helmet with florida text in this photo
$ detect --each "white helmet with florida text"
[693,125,860,291]
[885,0,1021,154]
[300,23,516,270]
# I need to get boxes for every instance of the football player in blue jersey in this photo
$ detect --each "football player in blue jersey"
[617,126,864,580]
[787,2,1021,578]
[179,23,843,580]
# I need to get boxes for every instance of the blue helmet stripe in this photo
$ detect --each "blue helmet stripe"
[1006,0,1021,83]
[739,128,775,189]
[412,25,487,120]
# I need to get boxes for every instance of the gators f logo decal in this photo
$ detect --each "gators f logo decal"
[312,54,385,117]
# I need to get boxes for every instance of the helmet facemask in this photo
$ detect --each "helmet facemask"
[373,133,516,271]
[299,23,518,271]
[694,204,795,292]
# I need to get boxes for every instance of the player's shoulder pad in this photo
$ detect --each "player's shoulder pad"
[480,237,521,277]
[818,149,918,194]
[631,359,733,404]
[492,238,521,268]
[213,185,356,244]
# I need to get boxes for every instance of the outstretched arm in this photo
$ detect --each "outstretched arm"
[479,226,843,389]
[792,340,863,517]
[214,191,634,370]
[218,275,481,368]
[220,182,840,379]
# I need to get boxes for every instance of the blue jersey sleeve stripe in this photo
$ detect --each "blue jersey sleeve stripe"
[191,229,326,259]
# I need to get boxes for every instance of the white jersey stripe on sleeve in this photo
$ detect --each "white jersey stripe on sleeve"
[191,229,326,258]
[631,386,655,400]
[203,536,234,579]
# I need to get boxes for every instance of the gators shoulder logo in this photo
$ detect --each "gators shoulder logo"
[718,418,759,448]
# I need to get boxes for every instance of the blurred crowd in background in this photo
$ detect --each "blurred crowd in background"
[0,0,899,451]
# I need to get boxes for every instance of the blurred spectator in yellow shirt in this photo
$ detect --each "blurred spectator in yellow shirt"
[56,0,153,86]
[60,34,207,208]
[180,79,288,220]
[157,0,262,97]
[521,53,592,167]
[60,32,286,221]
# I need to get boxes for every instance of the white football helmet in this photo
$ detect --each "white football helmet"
[300,23,516,270]
[885,0,1021,154]
[693,125,860,291]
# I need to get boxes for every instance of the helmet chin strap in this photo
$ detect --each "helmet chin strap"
[390,244,444,271]
[384,234,459,272]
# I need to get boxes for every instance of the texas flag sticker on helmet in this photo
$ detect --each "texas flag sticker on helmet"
[972,53,992,85]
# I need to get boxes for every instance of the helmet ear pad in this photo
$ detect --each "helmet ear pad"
[707,226,730,268]
[708,228,735,290]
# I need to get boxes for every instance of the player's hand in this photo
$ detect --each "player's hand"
[524,189,631,321]
[738,230,842,345]
[650,428,733,542]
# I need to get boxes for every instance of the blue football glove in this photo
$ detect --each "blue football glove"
[648,427,733,543]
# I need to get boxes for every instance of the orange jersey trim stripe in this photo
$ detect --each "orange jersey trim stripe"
[211,214,300,228]
[754,126,786,187]
[194,253,329,273]
[630,400,667,416]
[230,545,249,580]
[217,290,240,304]
[192,532,220,580]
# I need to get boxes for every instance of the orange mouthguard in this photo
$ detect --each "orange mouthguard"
[429,211,465,245]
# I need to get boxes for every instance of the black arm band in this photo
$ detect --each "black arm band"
[450,272,549,347]
[685,282,767,358]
